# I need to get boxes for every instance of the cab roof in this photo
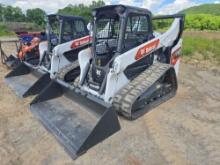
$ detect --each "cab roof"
[93,5,152,17]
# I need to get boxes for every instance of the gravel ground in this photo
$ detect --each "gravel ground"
[0,41,220,165]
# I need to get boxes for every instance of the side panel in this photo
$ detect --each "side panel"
[102,18,182,102]
[114,18,182,74]
[170,39,182,76]
[39,41,48,63]
[50,36,91,79]
[50,54,70,79]
[104,71,129,103]
[159,19,181,47]
[78,47,92,83]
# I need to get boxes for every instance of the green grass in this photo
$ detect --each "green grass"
[0,24,15,36]
[183,35,220,63]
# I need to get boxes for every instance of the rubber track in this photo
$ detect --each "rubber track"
[73,76,80,87]
[113,62,174,120]
[56,60,79,84]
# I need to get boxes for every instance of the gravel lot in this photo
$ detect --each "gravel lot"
[0,39,220,165]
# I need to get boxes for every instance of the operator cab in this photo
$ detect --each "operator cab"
[88,5,154,89]
[47,14,89,52]
[92,5,153,65]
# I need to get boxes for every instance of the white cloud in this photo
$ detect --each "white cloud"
[114,0,164,10]
[1,0,218,15]
[157,0,199,15]
[113,0,137,6]
[142,0,164,10]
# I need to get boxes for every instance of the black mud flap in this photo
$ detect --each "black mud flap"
[30,81,120,159]
[4,63,51,98]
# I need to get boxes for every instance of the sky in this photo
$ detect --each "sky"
[0,0,219,14]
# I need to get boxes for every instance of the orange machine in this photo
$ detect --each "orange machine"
[18,37,41,60]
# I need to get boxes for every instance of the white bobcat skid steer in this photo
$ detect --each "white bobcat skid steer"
[30,5,184,159]
[78,7,184,119]
[5,14,91,98]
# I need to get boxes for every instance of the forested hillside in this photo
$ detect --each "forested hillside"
[154,4,220,31]
[180,4,220,15]
[180,4,220,30]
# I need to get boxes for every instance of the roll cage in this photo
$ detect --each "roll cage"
[46,14,89,52]
[91,5,153,57]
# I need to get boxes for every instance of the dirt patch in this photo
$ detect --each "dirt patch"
[0,45,220,164]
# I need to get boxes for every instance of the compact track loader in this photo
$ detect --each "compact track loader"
[5,14,90,98]
[0,32,47,69]
[30,5,184,159]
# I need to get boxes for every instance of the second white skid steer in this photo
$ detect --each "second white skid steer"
[5,14,91,98]
[30,5,185,159]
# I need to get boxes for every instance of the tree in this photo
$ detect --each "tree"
[14,7,26,22]
[26,8,46,27]
[89,0,105,9]
[0,4,3,21]
[1,5,25,22]
[185,14,220,30]
[58,1,105,22]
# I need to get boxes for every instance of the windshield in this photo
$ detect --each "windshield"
[94,15,120,56]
